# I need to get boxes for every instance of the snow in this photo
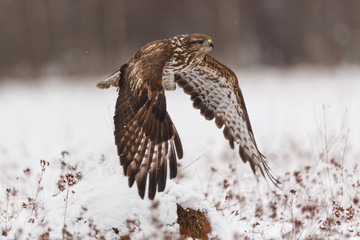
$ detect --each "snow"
[1,66,359,239]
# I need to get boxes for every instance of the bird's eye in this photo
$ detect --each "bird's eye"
[197,40,204,45]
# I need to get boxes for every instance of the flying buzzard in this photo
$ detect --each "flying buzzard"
[97,33,279,199]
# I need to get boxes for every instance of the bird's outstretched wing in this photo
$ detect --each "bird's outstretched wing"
[175,55,280,186]
[114,44,183,200]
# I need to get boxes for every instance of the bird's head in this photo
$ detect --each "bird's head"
[172,33,214,57]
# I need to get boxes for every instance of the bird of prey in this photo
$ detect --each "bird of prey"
[97,33,279,200]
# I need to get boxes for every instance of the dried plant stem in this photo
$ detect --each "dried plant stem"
[290,197,295,240]
[178,153,205,173]
[321,106,334,201]
[30,170,44,217]
[62,188,70,240]
[5,190,9,232]
[323,107,332,196]
[339,128,350,205]
[233,153,243,219]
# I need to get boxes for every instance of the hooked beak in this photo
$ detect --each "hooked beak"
[207,39,214,48]
[202,39,214,48]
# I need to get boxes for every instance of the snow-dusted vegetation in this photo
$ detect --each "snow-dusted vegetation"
[1,67,359,239]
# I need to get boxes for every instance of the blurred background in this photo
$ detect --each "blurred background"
[1,0,360,80]
[1,2,360,238]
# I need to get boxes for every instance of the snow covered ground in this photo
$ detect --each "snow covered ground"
[0,66,359,239]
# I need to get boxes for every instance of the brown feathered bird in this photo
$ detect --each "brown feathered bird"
[97,33,279,200]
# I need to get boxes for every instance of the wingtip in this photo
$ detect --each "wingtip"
[260,159,282,189]
[96,70,121,89]
[241,146,281,189]
[96,79,114,89]
[138,190,145,199]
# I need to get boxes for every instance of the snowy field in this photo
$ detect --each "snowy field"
[0,66,359,239]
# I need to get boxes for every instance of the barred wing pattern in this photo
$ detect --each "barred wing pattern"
[114,65,183,200]
[175,55,279,186]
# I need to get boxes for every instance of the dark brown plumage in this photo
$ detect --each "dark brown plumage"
[97,33,279,200]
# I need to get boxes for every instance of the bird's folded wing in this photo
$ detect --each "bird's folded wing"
[175,55,280,186]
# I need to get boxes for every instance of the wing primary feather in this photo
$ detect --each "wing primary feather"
[147,141,155,171]
[148,145,159,200]
[154,117,161,144]
[128,175,135,188]
[183,84,194,94]
[174,129,183,159]
[164,116,175,141]
[193,96,203,109]
[223,126,230,140]
[229,137,235,149]
[175,76,187,86]
[261,160,282,188]
[148,172,156,200]
[162,117,171,141]
[157,143,168,192]
[136,166,148,199]
[203,108,215,120]
[169,142,177,179]
[166,113,183,159]
[215,115,224,128]
[190,92,199,101]
[157,163,167,192]
[239,146,256,174]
